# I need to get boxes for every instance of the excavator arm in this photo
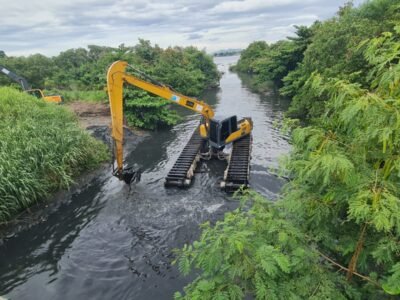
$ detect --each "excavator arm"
[0,65,31,91]
[107,60,215,181]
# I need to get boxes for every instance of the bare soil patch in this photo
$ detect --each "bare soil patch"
[65,101,111,128]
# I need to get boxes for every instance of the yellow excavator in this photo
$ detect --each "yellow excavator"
[107,60,252,191]
[0,65,62,103]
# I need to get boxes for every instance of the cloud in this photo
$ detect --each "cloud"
[187,33,204,40]
[211,0,316,13]
[0,0,366,56]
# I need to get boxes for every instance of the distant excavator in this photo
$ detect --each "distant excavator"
[0,65,62,103]
[107,60,252,191]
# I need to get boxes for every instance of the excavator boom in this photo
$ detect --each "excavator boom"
[0,65,31,91]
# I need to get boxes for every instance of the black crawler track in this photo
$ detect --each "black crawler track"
[165,121,252,191]
[164,128,205,187]
[222,134,252,192]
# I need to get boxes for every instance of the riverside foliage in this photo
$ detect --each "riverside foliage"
[176,0,400,298]
[0,40,220,129]
[0,87,108,222]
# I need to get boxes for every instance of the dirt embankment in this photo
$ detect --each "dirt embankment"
[65,101,146,138]
[65,101,111,128]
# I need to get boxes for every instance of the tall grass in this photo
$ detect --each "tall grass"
[0,87,108,222]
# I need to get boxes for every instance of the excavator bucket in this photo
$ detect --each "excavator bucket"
[113,166,142,185]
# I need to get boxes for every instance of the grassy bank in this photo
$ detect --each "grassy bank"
[0,87,108,222]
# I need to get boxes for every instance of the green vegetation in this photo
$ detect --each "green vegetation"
[175,190,357,299]
[54,90,107,103]
[176,0,400,298]
[235,25,312,86]
[235,41,268,74]
[283,0,399,119]
[124,89,180,130]
[0,87,108,222]
[0,40,219,129]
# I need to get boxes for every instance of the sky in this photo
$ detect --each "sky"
[0,0,364,56]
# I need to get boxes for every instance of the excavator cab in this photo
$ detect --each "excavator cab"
[27,89,45,99]
[208,116,238,149]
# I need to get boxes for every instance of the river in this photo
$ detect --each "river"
[0,55,290,299]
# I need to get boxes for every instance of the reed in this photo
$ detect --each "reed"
[0,87,108,222]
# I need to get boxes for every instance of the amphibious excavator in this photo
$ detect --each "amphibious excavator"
[107,60,253,191]
[0,65,62,103]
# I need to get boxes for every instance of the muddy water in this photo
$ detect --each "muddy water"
[0,56,290,299]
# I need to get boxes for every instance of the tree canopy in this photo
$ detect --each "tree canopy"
[176,0,400,298]
[0,40,220,129]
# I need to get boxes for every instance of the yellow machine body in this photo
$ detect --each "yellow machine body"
[27,89,63,104]
[225,119,253,144]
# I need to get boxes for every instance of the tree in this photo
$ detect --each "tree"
[176,1,400,298]
[0,41,220,130]
[134,39,161,65]
[283,0,399,118]
[0,54,54,89]
[176,28,400,298]
[235,41,268,73]
[235,25,314,86]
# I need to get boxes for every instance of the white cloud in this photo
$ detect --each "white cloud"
[211,0,316,13]
[0,0,366,56]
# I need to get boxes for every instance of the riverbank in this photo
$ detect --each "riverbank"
[0,127,146,242]
[0,87,111,222]
[0,97,147,239]
[0,164,109,239]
